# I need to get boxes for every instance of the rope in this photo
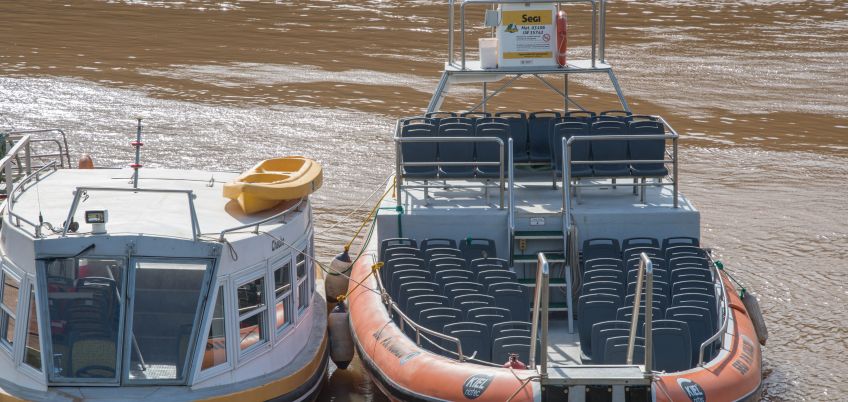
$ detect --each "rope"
[715,260,747,298]
[344,183,394,253]
[314,174,393,237]
[336,262,382,303]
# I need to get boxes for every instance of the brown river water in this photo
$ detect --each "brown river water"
[1,1,846,400]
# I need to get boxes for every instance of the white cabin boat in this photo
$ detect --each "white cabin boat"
[0,126,327,401]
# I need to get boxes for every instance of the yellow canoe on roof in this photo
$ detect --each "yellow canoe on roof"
[223,156,323,214]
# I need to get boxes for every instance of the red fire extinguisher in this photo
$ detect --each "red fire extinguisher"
[556,10,568,66]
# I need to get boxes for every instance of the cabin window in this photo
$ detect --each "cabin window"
[237,276,267,353]
[44,258,124,382]
[126,260,207,382]
[273,260,293,332]
[24,284,41,370]
[0,270,19,350]
[296,252,309,312]
[201,286,227,371]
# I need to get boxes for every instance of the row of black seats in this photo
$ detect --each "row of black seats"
[578,236,720,371]
[398,110,667,180]
[381,237,536,363]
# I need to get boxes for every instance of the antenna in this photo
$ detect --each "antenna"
[131,118,143,189]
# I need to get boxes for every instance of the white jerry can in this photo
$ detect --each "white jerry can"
[497,3,558,68]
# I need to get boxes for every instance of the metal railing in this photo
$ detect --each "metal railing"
[394,131,506,209]
[626,252,654,375]
[507,138,515,257]
[450,0,607,70]
[561,116,682,232]
[529,252,550,375]
[217,197,305,241]
[697,255,731,365]
[0,135,33,209]
[60,187,202,241]
[5,128,72,168]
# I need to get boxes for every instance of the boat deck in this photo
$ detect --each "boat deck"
[10,168,303,240]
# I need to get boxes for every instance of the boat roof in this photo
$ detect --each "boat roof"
[11,168,299,240]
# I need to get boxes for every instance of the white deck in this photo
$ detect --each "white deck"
[11,168,300,240]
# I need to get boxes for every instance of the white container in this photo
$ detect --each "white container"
[479,38,498,69]
[497,3,558,68]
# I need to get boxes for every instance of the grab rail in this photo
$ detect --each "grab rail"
[5,128,72,168]
[217,197,305,241]
[626,252,654,375]
[394,134,506,209]
[60,187,202,241]
[451,0,605,70]
[698,256,731,365]
[507,138,515,260]
[529,252,550,374]
[1,135,33,211]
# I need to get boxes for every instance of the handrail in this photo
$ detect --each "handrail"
[371,260,474,364]
[529,252,550,375]
[10,161,59,205]
[394,135,505,209]
[5,128,71,168]
[60,187,202,241]
[0,135,33,213]
[217,197,305,241]
[626,252,653,375]
[697,256,731,365]
[455,0,602,71]
[507,138,515,259]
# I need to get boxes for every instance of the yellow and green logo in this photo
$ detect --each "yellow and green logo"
[504,23,518,33]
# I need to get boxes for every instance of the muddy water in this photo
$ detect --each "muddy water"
[1,1,846,400]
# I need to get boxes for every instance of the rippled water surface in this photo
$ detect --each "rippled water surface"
[1,1,846,400]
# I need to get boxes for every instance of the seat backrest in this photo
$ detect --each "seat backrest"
[388,268,431,294]
[427,256,468,272]
[564,110,597,122]
[438,123,476,177]
[616,305,664,322]
[439,117,475,126]
[626,267,669,285]
[651,327,692,372]
[425,111,457,120]
[584,268,625,283]
[491,335,534,365]
[665,305,714,332]
[550,120,591,174]
[671,268,712,284]
[460,111,492,119]
[623,237,660,250]
[492,321,532,339]
[475,122,511,176]
[409,300,448,322]
[583,238,622,261]
[600,110,633,121]
[390,274,429,300]
[668,256,710,270]
[589,120,628,169]
[628,118,666,170]
[671,280,714,297]
[443,281,485,297]
[434,269,474,284]
[459,238,497,262]
[425,248,464,261]
[470,258,510,271]
[584,257,624,273]
[491,288,529,322]
[495,112,529,162]
[451,293,496,308]
[589,320,630,362]
[443,328,491,362]
[398,281,439,304]
[582,281,625,298]
[624,293,668,313]
[478,269,517,282]
[467,306,511,321]
[577,299,620,355]
[662,237,700,251]
[420,238,458,252]
[487,281,524,294]
[626,280,670,300]
[384,246,424,262]
[400,288,438,310]
[528,111,561,162]
[402,116,436,126]
[662,311,711,366]
[603,339,644,365]
[400,124,438,176]
[380,238,418,261]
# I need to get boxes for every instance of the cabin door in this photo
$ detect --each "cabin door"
[122,258,213,384]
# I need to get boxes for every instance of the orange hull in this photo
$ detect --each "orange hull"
[348,244,762,401]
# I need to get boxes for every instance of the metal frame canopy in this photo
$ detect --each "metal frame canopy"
[428,0,627,114]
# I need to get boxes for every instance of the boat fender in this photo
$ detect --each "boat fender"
[78,154,95,169]
[325,249,352,303]
[502,353,526,369]
[556,10,567,66]
[742,290,768,345]
[328,302,354,369]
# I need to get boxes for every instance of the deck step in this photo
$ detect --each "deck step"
[514,230,564,240]
[513,252,565,263]
[543,365,651,386]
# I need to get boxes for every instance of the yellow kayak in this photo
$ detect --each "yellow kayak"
[223,156,323,214]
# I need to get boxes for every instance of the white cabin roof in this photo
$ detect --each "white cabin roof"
[11,168,300,240]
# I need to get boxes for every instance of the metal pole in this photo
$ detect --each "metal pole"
[562,137,571,230]
[591,0,597,68]
[564,74,569,112]
[644,254,654,373]
[498,138,504,209]
[673,136,679,208]
[600,0,606,63]
[541,256,549,377]
[461,4,466,70]
[448,0,455,65]
[482,82,487,113]
[132,118,142,189]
